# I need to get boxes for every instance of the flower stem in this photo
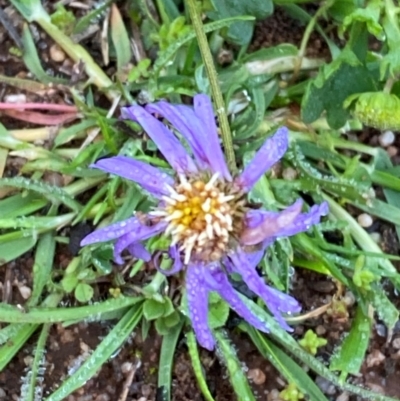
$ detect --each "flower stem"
[185,0,236,171]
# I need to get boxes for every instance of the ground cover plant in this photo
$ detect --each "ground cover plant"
[0,0,400,400]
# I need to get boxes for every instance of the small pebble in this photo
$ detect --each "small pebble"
[316,376,336,395]
[357,213,373,228]
[369,232,381,244]
[4,94,26,103]
[121,361,133,374]
[282,167,298,180]
[336,391,349,401]
[0,387,6,399]
[50,44,66,62]
[387,146,398,157]
[267,389,280,401]
[392,337,400,349]
[379,130,395,147]
[366,349,385,367]
[315,325,327,336]
[18,285,32,300]
[247,368,266,385]
[24,355,33,366]
[343,291,355,307]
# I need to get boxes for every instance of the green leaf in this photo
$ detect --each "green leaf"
[214,331,256,401]
[301,51,376,128]
[208,292,229,329]
[0,177,81,212]
[330,304,371,376]
[368,284,399,329]
[61,275,79,293]
[158,319,184,401]
[163,311,181,328]
[208,0,273,46]
[143,298,166,320]
[74,283,94,303]
[186,331,215,401]
[0,296,142,324]
[29,232,55,306]
[110,4,132,73]
[341,0,383,39]
[0,236,37,266]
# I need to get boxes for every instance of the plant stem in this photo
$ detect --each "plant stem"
[185,0,236,172]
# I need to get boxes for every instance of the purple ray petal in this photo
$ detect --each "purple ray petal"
[186,263,215,350]
[92,156,174,198]
[241,200,303,245]
[113,221,166,265]
[229,250,300,331]
[80,216,140,246]
[154,246,184,276]
[127,242,151,262]
[145,102,209,171]
[146,96,231,180]
[193,94,231,180]
[241,200,329,246]
[121,105,197,175]
[235,127,289,191]
[206,264,268,333]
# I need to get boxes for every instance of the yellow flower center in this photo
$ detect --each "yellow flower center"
[152,173,238,264]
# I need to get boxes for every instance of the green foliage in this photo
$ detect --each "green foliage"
[50,4,76,35]
[280,383,305,401]
[207,0,272,46]
[298,330,328,355]
[4,1,400,401]
[345,91,400,131]
[301,50,377,128]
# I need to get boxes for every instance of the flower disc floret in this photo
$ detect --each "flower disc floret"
[151,173,244,264]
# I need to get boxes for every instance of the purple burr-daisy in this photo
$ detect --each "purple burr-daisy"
[81,94,328,350]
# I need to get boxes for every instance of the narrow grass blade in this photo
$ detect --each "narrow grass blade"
[186,331,215,401]
[0,296,142,323]
[21,324,50,401]
[28,232,55,307]
[110,4,132,73]
[330,305,371,379]
[44,305,142,401]
[246,326,329,401]
[22,24,67,84]
[0,177,82,212]
[214,330,256,401]
[158,319,184,401]
[0,324,38,370]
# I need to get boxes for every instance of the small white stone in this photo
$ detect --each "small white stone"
[357,213,373,228]
[4,94,27,103]
[18,285,32,300]
[392,337,400,349]
[50,44,66,62]
[121,361,133,374]
[369,232,381,244]
[379,130,395,147]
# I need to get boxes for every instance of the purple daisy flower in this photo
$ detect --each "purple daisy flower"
[81,94,328,351]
